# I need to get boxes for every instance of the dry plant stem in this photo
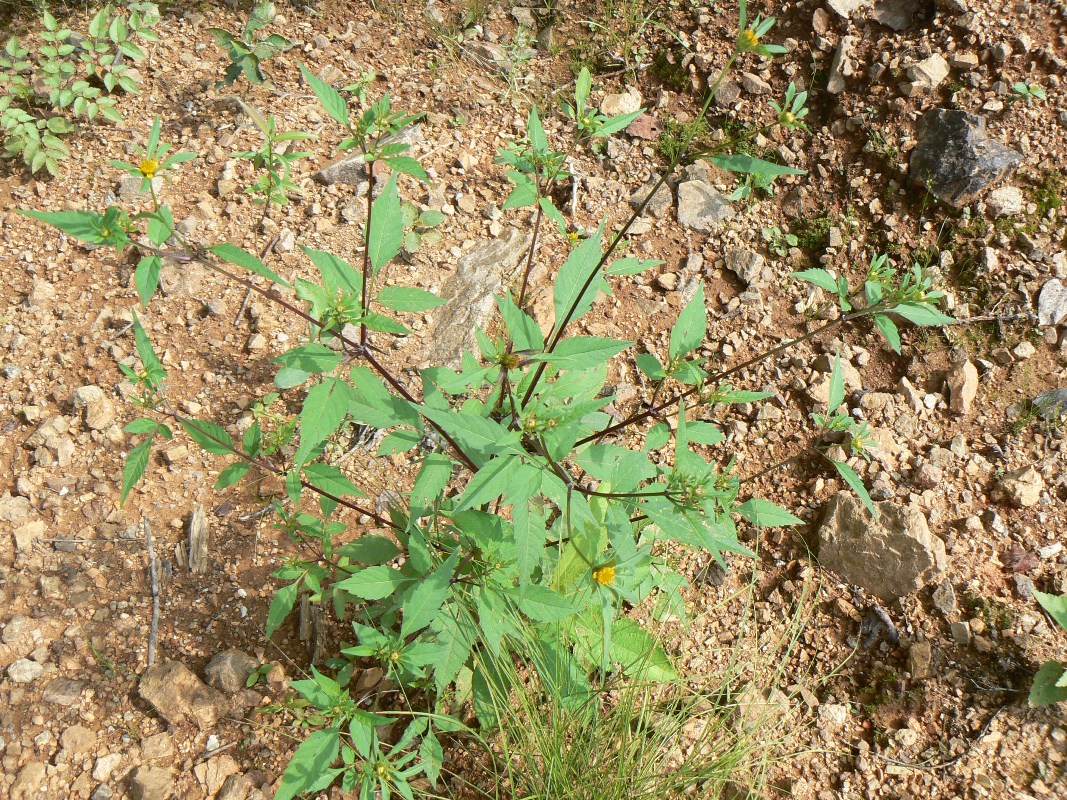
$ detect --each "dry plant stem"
[144,517,160,666]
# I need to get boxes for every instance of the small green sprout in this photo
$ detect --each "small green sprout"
[769,82,809,131]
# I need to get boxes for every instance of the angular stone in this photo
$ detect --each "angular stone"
[947,360,978,414]
[986,186,1024,217]
[909,110,1023,207]
[907,641,932,679]
[873,0,918,29]
[827,36,854,95]
[11,762,47,800]
[723,247,767,287]
[73,385,116,430]
[194,754,241,796]
[93,753,123,782]
[996,466,1043,508]
[205,648,259,693]
[1037,279,1067,326]
[827,0,868,18]
[932,579,958,616]
[7,658,44,683]
[907,54,949,90]
[128,766,174,800]
[60,724,97,755]
[43,677,86,705]
[600,88,641,116]
[817,492,947,601]
[676,180,734,231]
[630,175,673,219]
[418,228,533,368]
[139,661,229,729]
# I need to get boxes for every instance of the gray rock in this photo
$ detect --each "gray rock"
[909,110,1023,207]
[600,88,641,116]
[630,175,673,219]
[873,0,918,29]
[1037,280,1067,326]
[714,79,742,106]
[950,621,971,646]
[932,579,957,615]
[947,360,978,413]
[128,766,174,800]
[43,677,86,705]
[139,661,229,729]
[740,71,772,95]
[907,641,932,679]
[1034,388,1067,421]
[91,786,114,800]
[72,385,115,430]
[117,174,163,201]
[418,228,533,368]
[906,54,950,90]
[827,36,855,95]
[996,466,1043,508]
[818,492,947,601]
[723,247,767,287]
[987,186,1024,216]
[205,649,259,693]
[676,180,734,231]
[827,0,868,18]
[7,658,44,683]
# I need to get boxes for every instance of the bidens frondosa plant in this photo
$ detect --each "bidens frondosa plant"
[20,2,956,797]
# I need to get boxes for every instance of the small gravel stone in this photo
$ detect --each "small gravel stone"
[7,658,45,683]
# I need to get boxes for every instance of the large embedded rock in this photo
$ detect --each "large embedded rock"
[138,661,229,729]
[909,110,1023,207]
[818,492,947,601]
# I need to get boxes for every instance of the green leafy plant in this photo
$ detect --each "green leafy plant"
[231,100,315,209]
[1009,81,1046,105]
[563,67,645,141]
[18,3,957,795]
[711,152,804,203]
[399,202,444,257]
[1030,590,1067,707]
[0,3,159,175]
[761,225,798,257]
[208,1,292,88]
[769,81,809,131]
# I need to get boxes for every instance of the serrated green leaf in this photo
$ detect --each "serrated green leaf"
[874,314,901,353]
[215,461,250,488]
[792,268,841,294]
[1034,590,1067,633]
[383,155,426,181]
[737,497,803,527]
[303,462,364,498]
[376,429,422,456]
[888,302,955,327]
[502,170,536,209]
[299,246,361,296]
[337,535,400,565]
[527,106,547,152]
[553,224,607,333]
[1029,660,1067,707]
[18,208,108,243]
[517,584,578,622]
[134,255,161,307]
[299,63,349,128]
[275,727,340,800]
[180,418,235,455]
[496,292,544,352]
[417,405,521,466]
[669,283,706,360]
[606,257,663,276]
[334,566,406,600]
[530,336,632,371]
[210,242,291,288]
[828,352,845,413]
[401,550,458,637]
[368,172,403,275]
[295,378,350,466]
[375,285,446,312]
[266,578,300,639]
[711,153,805,177]
[831,460,877,518]
[121,435,153,504]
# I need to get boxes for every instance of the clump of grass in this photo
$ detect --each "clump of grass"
[793,215,832,251]
[1031,168,1065,216]
[658,115,709,164]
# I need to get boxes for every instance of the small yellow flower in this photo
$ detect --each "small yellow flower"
[738,29,759,50]
[567,230,580,244]
[138,158,160,178]
[593,564,616,586]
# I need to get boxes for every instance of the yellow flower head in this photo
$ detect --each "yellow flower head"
[138,158,160,178]
[593,564,616,586]
[568,230,580,244]
[738,29,759,50]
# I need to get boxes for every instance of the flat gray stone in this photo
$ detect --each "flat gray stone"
[909,109,1023,207]
[128,766,174,800]
[818,492,947,601]
[724,247,767,287]
[418,227,533,369]
[1037,279,1067,326]
[205,648,259,694]
[7,658,44,683]
[630,175,673,219]
[43,677,86,705]
[873,0,918,29]
[676,180,734,231]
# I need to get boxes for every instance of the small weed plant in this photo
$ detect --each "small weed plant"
[1030,590,1067,707]
[21,2,954,797]
[208,1,292,89]
[0,2,159,175]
